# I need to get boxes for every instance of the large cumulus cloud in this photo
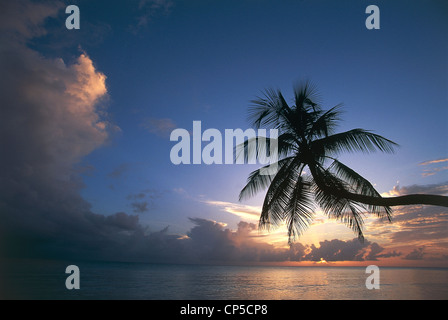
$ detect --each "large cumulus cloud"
[0,0,118,259]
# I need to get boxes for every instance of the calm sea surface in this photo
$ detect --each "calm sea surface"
[1,259,447,299]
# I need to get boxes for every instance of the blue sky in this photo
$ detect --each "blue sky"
[77,0,447,229]
[1,0,447,266]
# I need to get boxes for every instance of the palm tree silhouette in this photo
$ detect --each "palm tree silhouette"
[239,81,448,244]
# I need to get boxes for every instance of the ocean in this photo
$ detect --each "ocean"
[1,259,447,300]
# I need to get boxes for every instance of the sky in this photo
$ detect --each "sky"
[0,0,447,267]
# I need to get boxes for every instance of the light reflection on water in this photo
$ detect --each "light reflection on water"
[2,259,447,299]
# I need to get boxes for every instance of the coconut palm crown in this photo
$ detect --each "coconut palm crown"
[239,81,414,244]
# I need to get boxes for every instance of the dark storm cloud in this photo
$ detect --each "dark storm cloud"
[0,0,120,260]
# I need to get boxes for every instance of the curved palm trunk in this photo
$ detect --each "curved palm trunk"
[339,191,448,207]
[309,166,448,208]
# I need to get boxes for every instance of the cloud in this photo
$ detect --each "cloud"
[127,189,164,213]
[127,193,147,200]
[0,47,112,177]
[102,186,447,265]
[404,247,426,260]
[131,201,150,213]
[181,220,396,264]
[421,167,448,177]
[376,250,402,258]
[103,212,141,231]
[301,239,383,262]
[203,183,448,264]
[108,163,131,179]
[203,200,262,222]
[419,158,448,166]
[142,117,177,138]
[373,182,448,261]
[387,205,448,245]
[127,218,391,264]
[0,0,63,41]
[419,158,448,177]
[129,0,173,33]
[0,0,123,260]
[172,218,292,263]
[0,2,161,264]
[382,182,448,197]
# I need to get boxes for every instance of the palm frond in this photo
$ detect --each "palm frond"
[312,128,399,155]
[248,88,292,129]
[311,165,367,240]
[259,159,303,231]
[328,159,393,221]
[285,175,315,244]
[239,156,295,201]
[341,204,366,242]
[329,159,380,198]
[307,104,344,140]
[293,80,321,112]
[235,132,296,164]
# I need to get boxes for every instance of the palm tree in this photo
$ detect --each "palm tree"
[239,81,448,244]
